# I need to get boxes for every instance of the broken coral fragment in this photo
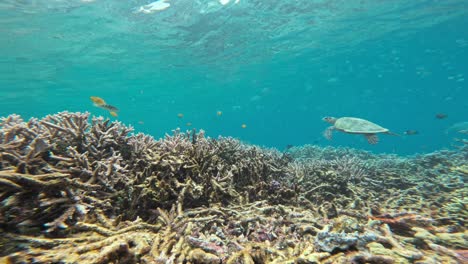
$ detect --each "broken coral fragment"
[314,225,377,252]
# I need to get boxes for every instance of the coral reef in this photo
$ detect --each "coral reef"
[1,112,466,263]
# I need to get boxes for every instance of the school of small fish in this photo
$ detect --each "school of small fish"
[89,96,461,145]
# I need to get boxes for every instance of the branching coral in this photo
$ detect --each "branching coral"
[5,215,160,264]
[0,112,138,237]
[120,128,294,220]
[1,112,466,263]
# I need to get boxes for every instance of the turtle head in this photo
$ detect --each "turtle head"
[322,116,337,124]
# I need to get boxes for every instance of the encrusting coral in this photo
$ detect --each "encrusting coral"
[0,112,466,263]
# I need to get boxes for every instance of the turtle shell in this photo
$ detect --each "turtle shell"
[334,117,389,134]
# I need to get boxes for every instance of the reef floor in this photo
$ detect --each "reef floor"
[0,112,466,263]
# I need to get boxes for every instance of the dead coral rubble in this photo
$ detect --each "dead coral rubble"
[1,112,467,263]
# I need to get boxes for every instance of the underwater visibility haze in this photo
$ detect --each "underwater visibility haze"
[1,0,467,154]
[1,0,468,263]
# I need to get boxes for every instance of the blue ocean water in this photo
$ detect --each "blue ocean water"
[1,0,467,155]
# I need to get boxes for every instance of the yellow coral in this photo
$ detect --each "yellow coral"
[188,249,220,264]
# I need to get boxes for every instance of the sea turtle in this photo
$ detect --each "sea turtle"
[322,116,397,144]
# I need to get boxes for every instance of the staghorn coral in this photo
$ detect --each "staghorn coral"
[313,224,377,253]
[5,215,161,264]
[1,112,467,263]
[119,128,294,220]
[5,199,464,263]
[286,144,375,161]
[0,112,138,237]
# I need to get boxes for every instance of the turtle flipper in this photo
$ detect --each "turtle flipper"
[323,126,335,140]
[365,134,379,144]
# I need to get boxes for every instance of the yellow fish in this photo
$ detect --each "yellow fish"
[216,111,222,116]
[241,124,247,129]
[177,113,184,118]
[90,96,106,106]
[90,96,119,116]
[186,122,192,126]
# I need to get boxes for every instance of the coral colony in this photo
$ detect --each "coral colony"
[0,112,467,263]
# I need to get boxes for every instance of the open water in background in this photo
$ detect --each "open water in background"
[0,0,467,155]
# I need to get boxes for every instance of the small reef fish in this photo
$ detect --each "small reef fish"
[241,124,247,129]
[186,122,192,126]
[177,113,184,118]
[90,96,119,117]
[404,130,419,135]
[216,111,222,116]
[90,96,105,105]
[98,104,119,112]
[435,113,447,119]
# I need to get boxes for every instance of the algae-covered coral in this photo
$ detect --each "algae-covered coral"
[0,112,467,263]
